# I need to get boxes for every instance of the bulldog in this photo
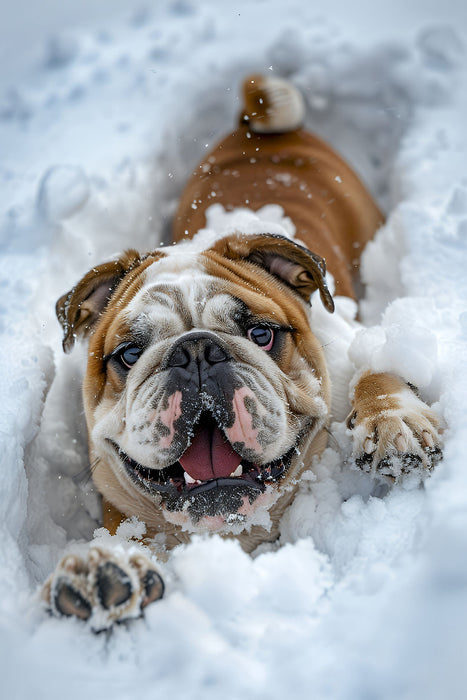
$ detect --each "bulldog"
[43,75,442,629]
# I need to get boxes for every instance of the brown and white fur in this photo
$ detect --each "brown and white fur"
[43,75,442,630]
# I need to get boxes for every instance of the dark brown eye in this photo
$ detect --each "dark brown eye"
[114,343,142,369]
[247,326,274,351]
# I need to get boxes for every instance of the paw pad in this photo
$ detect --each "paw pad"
[54,580,92,620]
[43,546,164,630]
[96,561,133,610]
[142,569,165,608]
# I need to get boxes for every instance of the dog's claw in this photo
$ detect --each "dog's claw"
[395,433,408,453]
[422,430,434,448]
[363,436,376,455]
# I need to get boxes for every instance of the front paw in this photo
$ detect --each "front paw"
[42,545,164,631]
[347,373,443,481]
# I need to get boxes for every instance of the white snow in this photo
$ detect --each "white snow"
[1,1,467,698]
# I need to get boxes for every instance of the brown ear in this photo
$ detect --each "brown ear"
[56,249,144,352]
[210,233,335,312]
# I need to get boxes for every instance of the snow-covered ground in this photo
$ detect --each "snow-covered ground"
[1,1,467,698]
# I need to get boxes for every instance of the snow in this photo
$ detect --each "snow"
[1,1,467,698]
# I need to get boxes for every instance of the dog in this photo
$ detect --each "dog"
[43,75,442,629]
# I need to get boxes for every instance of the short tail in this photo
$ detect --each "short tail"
[241,73,305,134]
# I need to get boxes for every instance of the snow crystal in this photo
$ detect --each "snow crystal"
[1,2,467,699]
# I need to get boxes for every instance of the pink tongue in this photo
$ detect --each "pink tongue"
[179,424,242,482]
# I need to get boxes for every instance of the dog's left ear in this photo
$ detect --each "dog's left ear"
[209,233,335,312]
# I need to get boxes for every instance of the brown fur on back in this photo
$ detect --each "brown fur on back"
[173,124,383,298]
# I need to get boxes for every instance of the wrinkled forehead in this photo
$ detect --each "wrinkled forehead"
[124,253,244,332]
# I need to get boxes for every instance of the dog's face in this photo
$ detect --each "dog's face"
[57,233,334,537]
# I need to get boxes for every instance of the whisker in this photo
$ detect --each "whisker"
[72,457,100,486]
[319,338,338,350]
[72,468,92,486]
[324,425,341,452]
[89,457,101,474]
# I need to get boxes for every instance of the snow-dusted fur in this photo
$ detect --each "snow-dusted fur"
[1,3,466,699]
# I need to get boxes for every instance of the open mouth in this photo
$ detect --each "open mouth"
[109,413,291,499]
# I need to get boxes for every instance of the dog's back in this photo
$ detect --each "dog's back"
[173,74,383,298]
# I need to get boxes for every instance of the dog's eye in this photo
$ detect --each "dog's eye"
[247,325,274,351]
[113,343,143,370]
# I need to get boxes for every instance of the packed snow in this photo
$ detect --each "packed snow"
[1,1,467,698]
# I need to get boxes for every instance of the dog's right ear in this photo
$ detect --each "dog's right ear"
[56,249,144,353]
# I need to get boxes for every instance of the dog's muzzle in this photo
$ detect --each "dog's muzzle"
[162,331,240,479]
[162,332,250,482]
[111,330,298,520]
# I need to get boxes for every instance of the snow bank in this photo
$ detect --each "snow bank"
[1,2,467,699]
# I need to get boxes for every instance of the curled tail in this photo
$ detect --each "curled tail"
[241,73,305,134]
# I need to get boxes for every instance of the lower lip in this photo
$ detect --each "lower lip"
[108,440,288,497]
[133,471,266,497]
[177,476,264,496]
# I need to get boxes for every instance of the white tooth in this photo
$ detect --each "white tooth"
[230,465,243,477]
[184,471,196,484]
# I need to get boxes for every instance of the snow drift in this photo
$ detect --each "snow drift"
[1,2,467,699]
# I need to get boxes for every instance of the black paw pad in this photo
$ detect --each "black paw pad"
[399,453,423,473]
[96,561,132,609]
[54,580,92,620]
[426,446,443,468]
[142,569,165,608]
[356,452,373,472]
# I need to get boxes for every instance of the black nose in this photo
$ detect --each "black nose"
[166,332,230,370]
